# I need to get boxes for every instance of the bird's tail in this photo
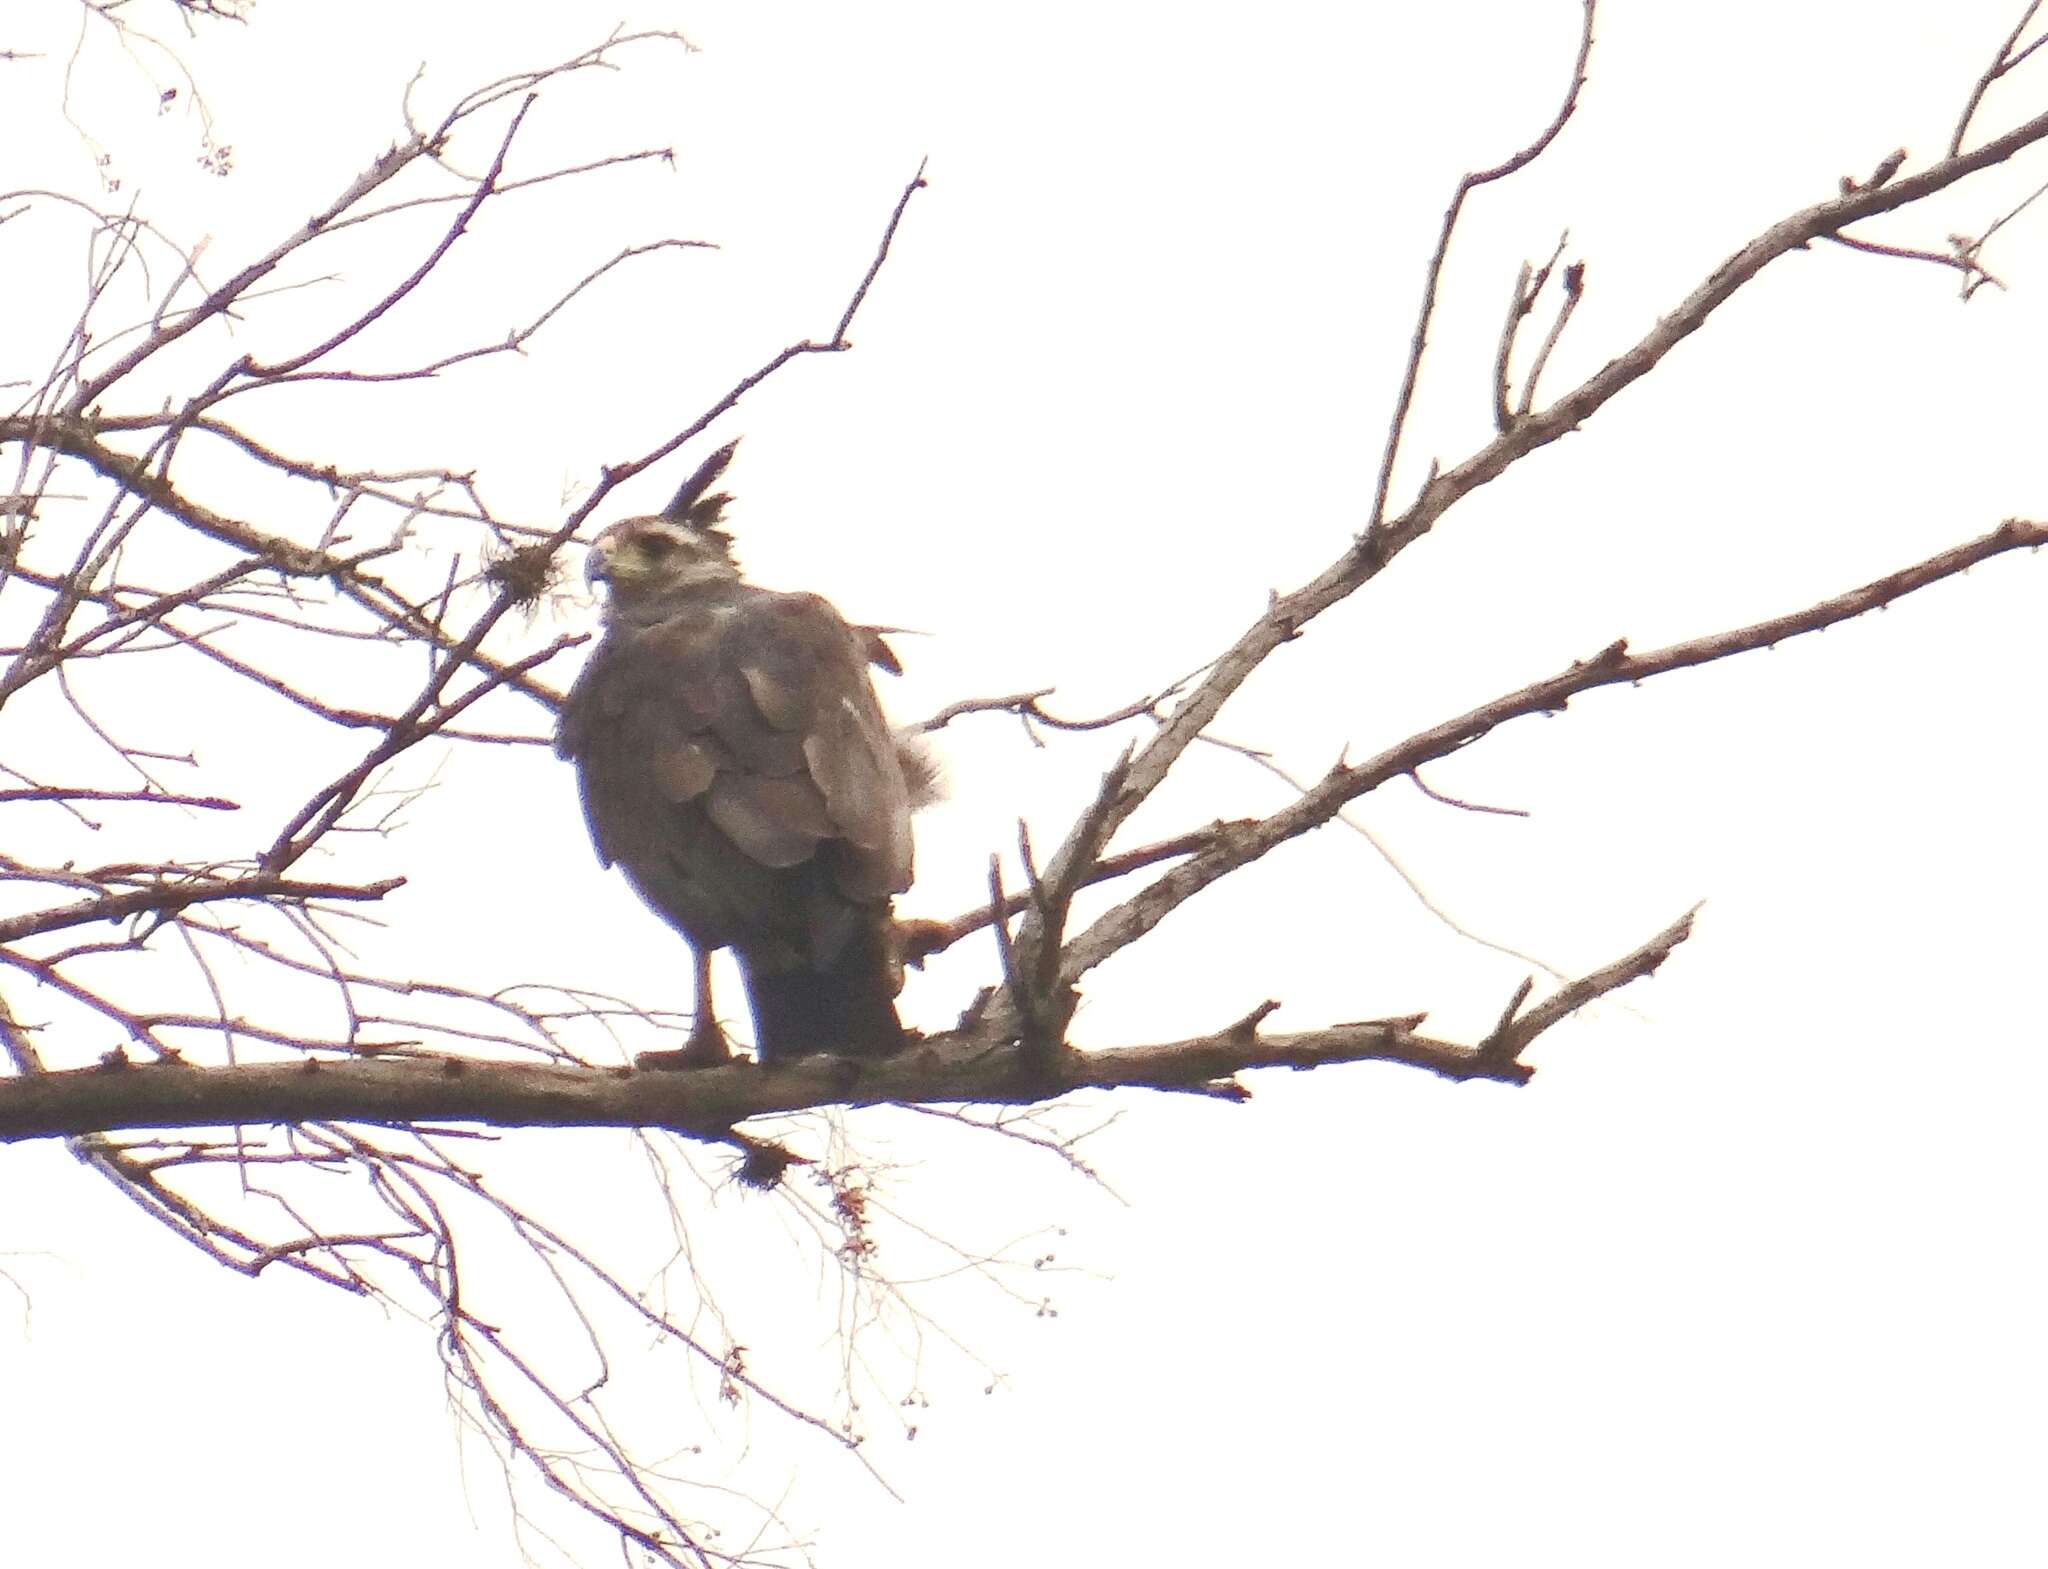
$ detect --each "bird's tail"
[738,920,907,1066]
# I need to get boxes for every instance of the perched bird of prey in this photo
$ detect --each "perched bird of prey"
[557,442,922,1067]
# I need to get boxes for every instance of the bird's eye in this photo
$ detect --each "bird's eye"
[637,534,676,559]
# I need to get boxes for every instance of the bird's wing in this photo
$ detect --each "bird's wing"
[710,590,913,899]
[560,587,912,905]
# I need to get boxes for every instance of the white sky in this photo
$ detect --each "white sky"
[3,1,2047,1565]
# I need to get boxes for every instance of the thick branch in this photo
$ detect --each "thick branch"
[1054,516,2048,990]
[0,904,1696,1141]
[0,1023,1511,1142]
[1005,111,2048,1009]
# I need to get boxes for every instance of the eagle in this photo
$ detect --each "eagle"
[556,442,926,1067]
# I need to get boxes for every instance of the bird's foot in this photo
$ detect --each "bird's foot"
[634,1013,732,1071]
[891,917,951,975]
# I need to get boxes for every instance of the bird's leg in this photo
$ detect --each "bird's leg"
[634,947,731,1070]
[678,946,732,1065]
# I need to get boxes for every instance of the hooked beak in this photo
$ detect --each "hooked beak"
[583,540,612,588]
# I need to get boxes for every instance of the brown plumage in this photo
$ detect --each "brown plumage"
[556,442,916,1066]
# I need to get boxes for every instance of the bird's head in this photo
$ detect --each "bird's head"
[584,438,746,605]
[584,516,741,599]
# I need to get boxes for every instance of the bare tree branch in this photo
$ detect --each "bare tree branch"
[1951,0,2047,155]
[7,9,2047,1560]
[0,1003,1558,1145]
[1048,518,2047,994]
[992,104,2048,1048]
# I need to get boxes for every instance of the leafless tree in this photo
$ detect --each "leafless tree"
[4,3,2047,1563]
